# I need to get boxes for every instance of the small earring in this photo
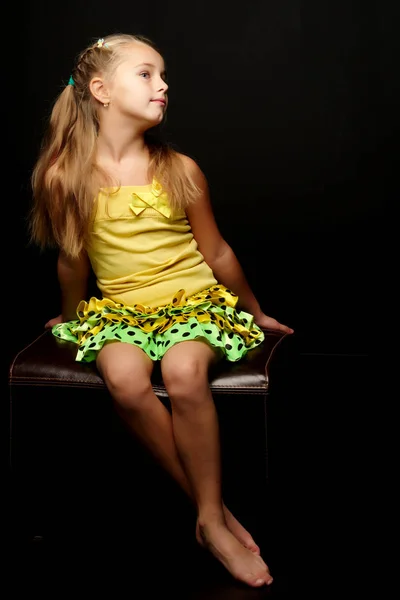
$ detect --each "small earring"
[103,102,109,108]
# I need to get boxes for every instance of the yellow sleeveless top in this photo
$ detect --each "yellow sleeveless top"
[87,179,218,308]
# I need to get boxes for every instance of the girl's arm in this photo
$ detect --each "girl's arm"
[184,156,293,334]
[45,249,91,328]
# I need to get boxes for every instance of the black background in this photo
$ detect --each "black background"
[5,0,396,591]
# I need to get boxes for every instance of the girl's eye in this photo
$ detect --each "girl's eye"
[139,72,150,78]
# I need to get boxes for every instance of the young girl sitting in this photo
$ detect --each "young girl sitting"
[30,32,293,588]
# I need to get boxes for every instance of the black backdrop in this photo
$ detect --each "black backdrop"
[7,0,395,365]
[4,1,397,588]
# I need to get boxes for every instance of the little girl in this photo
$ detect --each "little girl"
[30,33,293,587]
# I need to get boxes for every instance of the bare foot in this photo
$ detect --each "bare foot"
[223,505,261,555]
[196,505,260,555]
[197,520,273,587]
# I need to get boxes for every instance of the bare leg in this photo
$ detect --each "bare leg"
[96,342,260,555]
[161,341,273,587]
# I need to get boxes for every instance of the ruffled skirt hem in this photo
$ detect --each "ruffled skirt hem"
[52,284,264,363]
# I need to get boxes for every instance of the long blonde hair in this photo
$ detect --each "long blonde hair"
[30,33,200,258]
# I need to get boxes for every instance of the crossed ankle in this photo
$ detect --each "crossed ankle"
[197,506,226,529]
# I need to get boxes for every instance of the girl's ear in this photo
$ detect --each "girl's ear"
[89,77,111,106]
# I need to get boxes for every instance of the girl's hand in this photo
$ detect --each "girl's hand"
[45,314,63,329]
[254,312,294,334]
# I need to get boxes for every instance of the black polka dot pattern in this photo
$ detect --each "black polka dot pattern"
[51,284,264,363]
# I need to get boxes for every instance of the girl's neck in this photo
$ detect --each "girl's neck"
[96,130,152,186]
[97,128,148,165]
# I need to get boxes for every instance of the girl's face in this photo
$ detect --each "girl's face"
[105,43,168,126]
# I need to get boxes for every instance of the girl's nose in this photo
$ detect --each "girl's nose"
[158,78,168,92]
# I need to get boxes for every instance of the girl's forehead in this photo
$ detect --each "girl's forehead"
[123,43,165,69]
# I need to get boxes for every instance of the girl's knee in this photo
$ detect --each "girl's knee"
[111,376,154,411]
[105,369,153,410]
[162,356,209,401]
[97,350,153,411]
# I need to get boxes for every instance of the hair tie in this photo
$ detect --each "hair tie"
[68,75,75,87]
[96,38,109,48]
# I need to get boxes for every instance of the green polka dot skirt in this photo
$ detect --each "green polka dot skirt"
[52,284,265,363]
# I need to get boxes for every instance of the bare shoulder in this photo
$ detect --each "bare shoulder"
[177,153,207,186]
[177,152,198,170]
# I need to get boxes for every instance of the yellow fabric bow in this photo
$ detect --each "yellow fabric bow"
[129,179,171,218]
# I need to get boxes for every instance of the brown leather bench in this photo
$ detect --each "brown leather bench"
[9,328,290,544]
